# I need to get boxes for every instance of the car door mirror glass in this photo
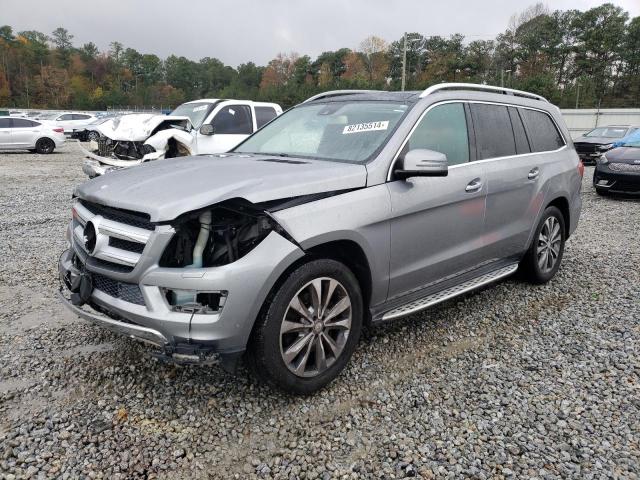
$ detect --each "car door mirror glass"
[396,149,449,179]
[199,124,215,136]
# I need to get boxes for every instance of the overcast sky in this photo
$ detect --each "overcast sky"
[3,0,639,67]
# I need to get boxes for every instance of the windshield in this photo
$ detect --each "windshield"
[235,101,409,163]
[585,126,628,138]
[170,102,214,128]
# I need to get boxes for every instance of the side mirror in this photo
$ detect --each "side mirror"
[199,124,215,136]
[395,149,448,179]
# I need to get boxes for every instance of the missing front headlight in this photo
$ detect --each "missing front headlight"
[159,199,282,268]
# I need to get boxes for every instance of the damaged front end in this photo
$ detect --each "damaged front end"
[159,199,294,310]
[80,114,195,177]
[57,196,304,372]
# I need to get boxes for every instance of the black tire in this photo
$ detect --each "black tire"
[247,259,363,395]
[520,206,566,284]
[35,138,55,154]
[595,187,608,196]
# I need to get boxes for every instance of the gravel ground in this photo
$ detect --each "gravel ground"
[1,143,639,479]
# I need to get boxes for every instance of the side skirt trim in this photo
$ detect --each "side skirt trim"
[379,263,518,321]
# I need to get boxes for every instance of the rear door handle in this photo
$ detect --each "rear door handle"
[528,167,539,180]
[465,178,483,192]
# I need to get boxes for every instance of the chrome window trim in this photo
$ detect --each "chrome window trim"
[386,99,567,181]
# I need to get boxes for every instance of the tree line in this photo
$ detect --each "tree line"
[0,2,638,111]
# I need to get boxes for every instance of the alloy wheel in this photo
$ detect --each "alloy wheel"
[279,277,352,378]
[537,216,562,273]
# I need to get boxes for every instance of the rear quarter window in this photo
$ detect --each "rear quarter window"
[519,109,565,152]
[255,107,278,129]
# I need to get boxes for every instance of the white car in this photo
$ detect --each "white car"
[81,99,283,177]
[0,117,66,153]
[43,112,97,134]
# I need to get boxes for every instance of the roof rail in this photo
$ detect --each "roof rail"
[420,83,548,103]
[303,90,382,103]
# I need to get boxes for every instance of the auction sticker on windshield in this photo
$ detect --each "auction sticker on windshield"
[342,121,389,134]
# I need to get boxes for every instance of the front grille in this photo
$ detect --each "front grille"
[609,162,640,173]
[574,143,598,154]
[93,273,145,306]
[109,237,145,254]
[80,201,154,231]
[97,137,115,157]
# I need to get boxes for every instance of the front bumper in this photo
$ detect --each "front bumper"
[58,224,304,362]
[82,158,120,177]
[593,166,640,194]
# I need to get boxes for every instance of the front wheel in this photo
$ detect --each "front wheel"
[248,259,363,395]
[35,138,55,154]
[520,206,566,284]
[87,131,100,142]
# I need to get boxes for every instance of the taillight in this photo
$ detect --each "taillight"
[53,127,64,133]
[578,160,584,177]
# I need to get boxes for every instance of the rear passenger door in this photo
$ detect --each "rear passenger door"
[387,102,488,298]
[10,118,39,147]
[477,103,558,261]
[254,106,278,130]
[0,118,12,148]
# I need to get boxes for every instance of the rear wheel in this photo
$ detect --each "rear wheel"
[35,138,55,154]
[520,206,565,284]
[248,259,363,395]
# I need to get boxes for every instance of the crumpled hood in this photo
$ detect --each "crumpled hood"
[75,154,368,221]
[96,114,191,141]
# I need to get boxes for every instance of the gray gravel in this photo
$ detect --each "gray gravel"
[1,144,639,479]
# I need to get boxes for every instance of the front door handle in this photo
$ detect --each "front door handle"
[465,178,483,192]
[528,167,540,180]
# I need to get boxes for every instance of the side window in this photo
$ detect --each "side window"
[508,107,531,155]
[212,105,253,134]
[0,118,11,128]
[406,103,469,166]
[519,108,564,152]
[58,114,73,121]
[73,114,91,120]
[255,107,277,129]
[12,118,35,128]
[470,104,516,160]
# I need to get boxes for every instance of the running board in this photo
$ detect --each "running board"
[381,264,519,321]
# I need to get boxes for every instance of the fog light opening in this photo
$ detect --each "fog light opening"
[164,289,227,314]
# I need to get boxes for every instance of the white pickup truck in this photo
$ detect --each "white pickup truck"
[81,99,282,177]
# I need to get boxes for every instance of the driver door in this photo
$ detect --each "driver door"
[386,102,488,299]
[196,104,254,154]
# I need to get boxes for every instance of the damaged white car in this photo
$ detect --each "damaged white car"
[81,99,282,177]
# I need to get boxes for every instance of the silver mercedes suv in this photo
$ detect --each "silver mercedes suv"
[59,83,583,394]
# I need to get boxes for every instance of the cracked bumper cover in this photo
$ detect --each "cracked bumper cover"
[58,230,304,360]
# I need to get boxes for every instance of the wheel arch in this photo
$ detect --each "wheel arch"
[250,236,375,346]
[546,195,571,239]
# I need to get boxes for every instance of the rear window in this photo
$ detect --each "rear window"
[519,109,565,152]
[470,104,516,160]
[255,106,278,129]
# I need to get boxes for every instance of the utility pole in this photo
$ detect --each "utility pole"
[575,84,581,109]
[401,32,407,92]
